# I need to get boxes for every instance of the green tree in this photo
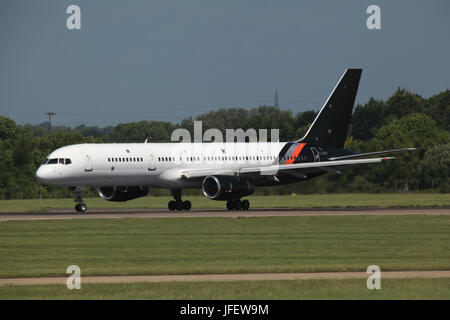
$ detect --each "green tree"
[427,89,450,131]
[420,143,450,191]
[350,98,386,140]
[385,87,426,120]
[108,121,176,143]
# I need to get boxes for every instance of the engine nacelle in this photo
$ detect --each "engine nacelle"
[98,186,149,202]
[202,175,255,200]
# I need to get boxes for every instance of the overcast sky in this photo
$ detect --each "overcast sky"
[1,0,449,127]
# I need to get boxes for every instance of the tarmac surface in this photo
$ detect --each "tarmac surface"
[1,271,450,286]
[0,207,449,221]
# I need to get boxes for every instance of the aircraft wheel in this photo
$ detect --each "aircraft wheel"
[75,203,87,213]
[183,200,191,211]
[168,201,176,211]
[234,199,242,210]
[226,200,234,210]
[176,201,184,210]
[242,200,250,211]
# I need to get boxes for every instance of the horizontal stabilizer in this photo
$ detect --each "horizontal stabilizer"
[328,148,416,161]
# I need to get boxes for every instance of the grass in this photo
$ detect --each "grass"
[0,215,449,278]
[1,214,449,300]
[0,278,449,299]
[0,193,449,213]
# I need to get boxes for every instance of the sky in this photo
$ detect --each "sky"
[0,0,449,127]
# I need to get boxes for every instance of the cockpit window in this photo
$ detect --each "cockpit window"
[44,158,72,165]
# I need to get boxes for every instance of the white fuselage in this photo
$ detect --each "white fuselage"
[36,142,287,188]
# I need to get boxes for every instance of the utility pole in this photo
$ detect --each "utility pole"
[45,112,56,131]
[274,89,279,109]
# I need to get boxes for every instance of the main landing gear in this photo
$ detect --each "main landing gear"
[226,199,250,211]
[73,186,87,213]
[168,189,191,211]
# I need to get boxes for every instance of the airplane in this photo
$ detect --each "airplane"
[35,68,415,212]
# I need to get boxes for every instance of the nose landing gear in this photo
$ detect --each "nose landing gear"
[75,203,87,212]
[73,186,87,213]
[168,189,191,211]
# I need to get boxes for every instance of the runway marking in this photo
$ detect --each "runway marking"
[0,208,449,221]
[1,271,450,286]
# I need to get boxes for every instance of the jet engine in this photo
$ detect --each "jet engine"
[202,175,254,200]
[98,186,149,202]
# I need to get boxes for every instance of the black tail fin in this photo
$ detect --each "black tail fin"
[297,68,362,149]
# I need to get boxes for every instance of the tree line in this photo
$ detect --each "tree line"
[0,87,448,199]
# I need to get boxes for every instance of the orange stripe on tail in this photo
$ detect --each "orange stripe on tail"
[284,143,307,164]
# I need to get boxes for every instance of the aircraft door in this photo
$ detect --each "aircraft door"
[147,149,156,172]
[83,152,93,172]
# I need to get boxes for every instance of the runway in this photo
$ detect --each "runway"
[1,270,450,286]
[0,207,449,221]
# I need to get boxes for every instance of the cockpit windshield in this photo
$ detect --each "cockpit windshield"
[43,158,72,165]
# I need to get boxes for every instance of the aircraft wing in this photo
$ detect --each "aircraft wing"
[180,157,394,179]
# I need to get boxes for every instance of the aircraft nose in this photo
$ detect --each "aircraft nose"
[36,166,50,183]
